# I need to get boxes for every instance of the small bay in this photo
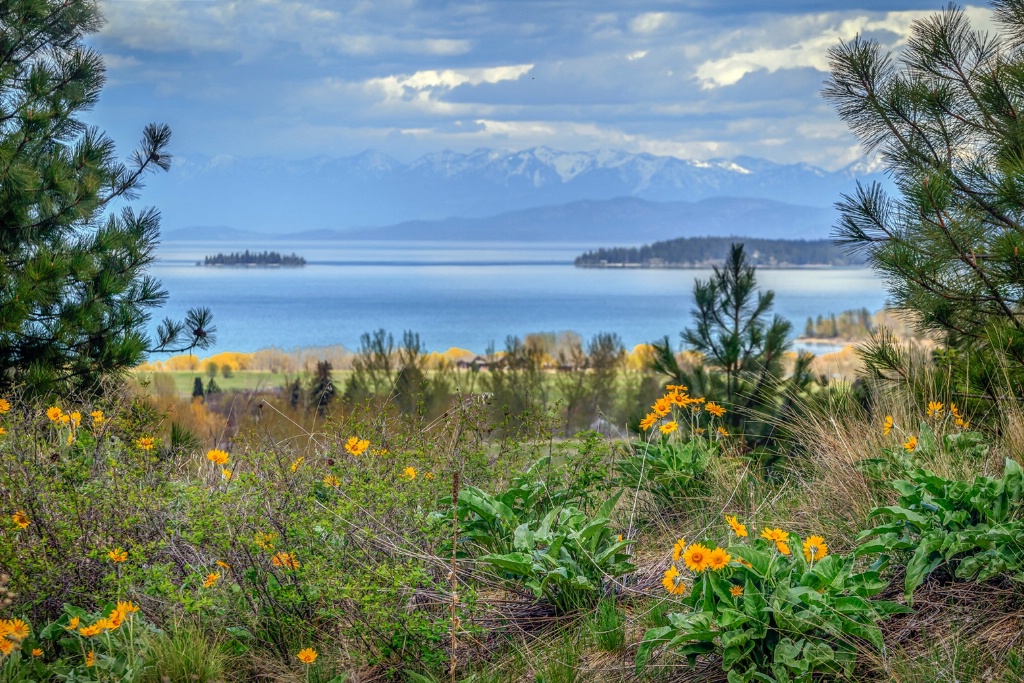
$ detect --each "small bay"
[152,240,889,354]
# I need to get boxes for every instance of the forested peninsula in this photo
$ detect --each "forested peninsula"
[202,250,306,267]
[575,236,865,268]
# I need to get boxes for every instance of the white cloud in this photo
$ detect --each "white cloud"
[366,64,534,101]
[625,50,648,61]
[694,6,994,88]
[629,12,675,35]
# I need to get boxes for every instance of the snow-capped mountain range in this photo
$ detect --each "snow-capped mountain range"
[154,147,889,241]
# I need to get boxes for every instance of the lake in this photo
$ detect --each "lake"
[151,241,888,355]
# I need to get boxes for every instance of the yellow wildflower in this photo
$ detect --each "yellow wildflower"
[672,536,687,562]
[951,403,962,418]
[682,543,711,573]
[69,411,81,428]
[221,468,232,481]
[0,639,13,656]
[425,472,435,480]
[90,410,104,425]
[665,384,688,392]
[956,417,970,429]
[707,547,731,571]
[344,437,370,456]
[135,436,155,451]
[883,415,893,436]
[297,647,318,664]
[903,435,918,452]
[402,466,417,480]
[59,413,70,424]
[11,510,29,529]
[203,572,221,588]
[0,398,9,414]
[652,397,672,416]
[65,617,80,631]
[7,619,28,641]
[730,585,744,597]
[662,565,685,595]
[31,648,42,657]
[706,402,726,418]
[114,601,139,619]
[290,456,304,473]
[717,426,730,437]
[802,535,828,563]
[216,560,231,570]
[777,541,791,556]
[323,475,340,487]
[45,406,62,422]
[85,651,94,667]
[638,413,659,431]
[108,548,127,563]
[0,427,6,436]
[726,514,748,538]
[104,610,123,630]
[760,528,789,544]
[694,427,706,435]
[272,551,300,571]
[659,421,678,435]
[78,623,103,637]
[255,533,276,550]
[926,401,944,418]
[206,449,229,465]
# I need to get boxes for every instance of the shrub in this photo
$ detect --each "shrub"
[857,457,1024,600]
[448,459,633,613]
[636,519,909,682]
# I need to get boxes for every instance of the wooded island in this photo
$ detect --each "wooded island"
[202,250,306,267]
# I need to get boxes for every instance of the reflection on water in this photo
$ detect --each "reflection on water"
[151,241,889,354]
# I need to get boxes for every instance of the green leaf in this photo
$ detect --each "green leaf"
[635,626,674,673]
[480,552,534,576]
[513,523,534,551]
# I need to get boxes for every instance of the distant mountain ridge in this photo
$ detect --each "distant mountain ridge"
[166,196,839,243]
[149,146,888,237]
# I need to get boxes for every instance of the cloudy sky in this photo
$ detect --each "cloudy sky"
[87,1,994,170]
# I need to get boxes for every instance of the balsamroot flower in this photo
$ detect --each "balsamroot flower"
[69,411,81,428]
[296,647,317,664]
[927,401,944,418]
[45,406,62,422]
[682,543,711,572]
[882,415,893,436]
[639,413,659,431]
[402,467,417,480]
[730,585,744,597]
[671,537,686,562]
[802,535,828,562]
[717,426,730,437]
[108,548,127,563]
[203,572,221,588]
[662,565,685,595]
[707,547,731,571]
[272,552,300,570]
[90,410,104,425]
[659,421,678,435]
[903,435,918,452]
[726,514,748,538]
[290,456,304,472]
[85,651,94,667]
[206,449,229,465]
[0,399,9,414]
[323,475,340,487]
[705,402,726,417]
[344,437,370,456]
[135,436,155,451]
[7,619,28,641]
[11,511,28,529]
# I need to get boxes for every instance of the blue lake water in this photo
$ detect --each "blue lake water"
[151,241,888,354]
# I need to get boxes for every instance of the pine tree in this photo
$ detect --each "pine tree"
[824,1,1024,405]
[191,377,204,399]
[0,1,213,394]
[308,360,335,415]
[652,244,813,446]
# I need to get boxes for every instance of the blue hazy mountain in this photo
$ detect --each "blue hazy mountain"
[151,147,887,238]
